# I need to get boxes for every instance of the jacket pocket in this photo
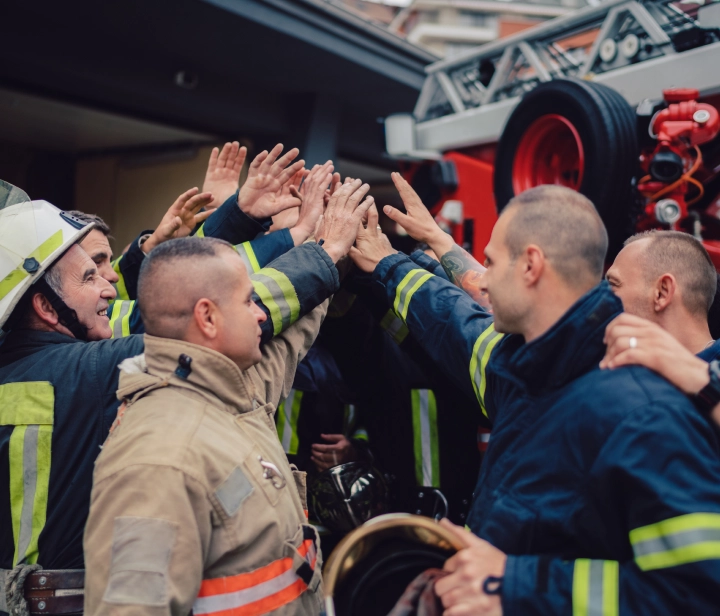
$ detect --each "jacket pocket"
[481,490,538,554]
[290,465,308,517]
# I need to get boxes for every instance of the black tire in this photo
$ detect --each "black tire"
[493,78,639,257]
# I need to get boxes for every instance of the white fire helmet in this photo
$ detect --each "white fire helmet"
[0,180,95,332]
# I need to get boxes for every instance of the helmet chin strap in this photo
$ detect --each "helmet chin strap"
[34,277,89,341]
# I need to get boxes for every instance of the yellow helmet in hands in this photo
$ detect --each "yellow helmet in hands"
[0,180,95,331]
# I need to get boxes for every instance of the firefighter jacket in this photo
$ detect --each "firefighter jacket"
[275,343,369,472]
[108,229,295,339]
[321,256,483,525]
[83,316,327,616]
[0,332,144,571]
[375,252,720,615]
[0,243,339,573]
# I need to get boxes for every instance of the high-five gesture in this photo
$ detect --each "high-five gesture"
[316,179,374,263]
[143,188,215,254]
[290,161,334,245]
[202,142,247,210]
[384,172,453,253]
[349,203,396,272]
[237,144,305,219]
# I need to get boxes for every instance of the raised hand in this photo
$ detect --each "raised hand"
[316,179,375,263]
[349,204,396,272]
[142,188,214,254]
[384,172,450,249]
[202,142,246,210]
[290,161,334,245]
[323,172,342,208]
[237,144,305,219]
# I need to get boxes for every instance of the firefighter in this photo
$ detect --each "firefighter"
[0,175,351,613]
[83,183,374,616]
[350,178,720,614]
[321,247,485,526]
[606,229,720,360]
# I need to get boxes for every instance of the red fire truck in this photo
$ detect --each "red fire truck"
[385,0,720,262]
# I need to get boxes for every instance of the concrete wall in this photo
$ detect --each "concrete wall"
[75,145,246,253]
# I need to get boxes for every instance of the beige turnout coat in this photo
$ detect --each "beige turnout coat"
[83,305,327,616]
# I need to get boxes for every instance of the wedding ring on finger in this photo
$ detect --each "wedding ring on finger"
[376,225,382,231]
[629,336,638,350]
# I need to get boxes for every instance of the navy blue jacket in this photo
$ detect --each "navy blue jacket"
[0,333,143,570]
[375,252,720,615]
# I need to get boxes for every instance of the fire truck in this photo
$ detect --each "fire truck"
[384,0,720,263]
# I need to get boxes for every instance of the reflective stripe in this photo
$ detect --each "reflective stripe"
[0,230,63,301]
[328,290,356,318]
[1,382,54,566]
[393,269,434,322]
[630,513,720,571]
[195,224,206,238]
[276,390,303,455]
[572,559,619,616]
[235,242,261,274]
[351,428,368,442]
[110,255,129,301]
[251,268,300,336]
[379,309,409,345]
[411,389,440,488]
[468,324,503,417]
[343,404,356,435]
[193,538,315,616]
[109,300,135,339]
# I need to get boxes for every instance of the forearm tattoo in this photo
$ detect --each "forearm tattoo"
[440,245,491,309]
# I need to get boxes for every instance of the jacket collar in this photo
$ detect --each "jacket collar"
[0,329,80,367]
[490,282,622,395]
[136,334,258,415]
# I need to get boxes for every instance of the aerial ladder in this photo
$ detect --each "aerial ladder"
[385,0,720,261]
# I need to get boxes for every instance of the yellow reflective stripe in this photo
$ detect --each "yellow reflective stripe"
[0,230,64,301]
[195,224,206,238]
[380,309,409,345]
[109,300,135,339]
[572,559,618,616]
[111,256,129,301]
[251,268,300,336]
[630,513,720,571]
[393,269,433,322]
[411,389,440,488]
[0,382,54,425]
[235,241,261,273]
[468,324,503,417]
[328,290,356,319]
[277,390,303,455]
[4,382,54,566]
[351,428,369,442]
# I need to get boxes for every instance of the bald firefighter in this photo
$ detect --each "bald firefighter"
[83,182,374,616]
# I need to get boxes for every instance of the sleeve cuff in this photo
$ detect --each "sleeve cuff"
[372,253,415,286]
[408,249,444,276]
[198,192,271,241]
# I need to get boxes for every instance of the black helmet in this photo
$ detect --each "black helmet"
[309,462,389,533]
[323,513,464,616]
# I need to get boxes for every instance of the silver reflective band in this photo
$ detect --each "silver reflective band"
[17,425,40,564]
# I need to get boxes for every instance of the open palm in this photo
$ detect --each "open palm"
[202,142,246,210]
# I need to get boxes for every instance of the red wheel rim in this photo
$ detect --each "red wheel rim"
[512,114,585,194]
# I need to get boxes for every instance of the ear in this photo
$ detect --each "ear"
[522,245,545,287]
[192,298,221,339]
[31,293,59,327]
[654,274,676,313]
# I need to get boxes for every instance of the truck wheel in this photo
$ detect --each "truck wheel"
[494,78,639,257]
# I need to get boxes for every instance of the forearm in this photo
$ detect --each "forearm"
[110,230,153,300]
[196,192,270,243]
[234,229,294,274]
[253,243,340,342]
[437,243,490,309]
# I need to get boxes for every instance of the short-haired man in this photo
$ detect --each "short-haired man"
[606,230,718,358]
[83,186,373,615]
[350,177,720,615]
